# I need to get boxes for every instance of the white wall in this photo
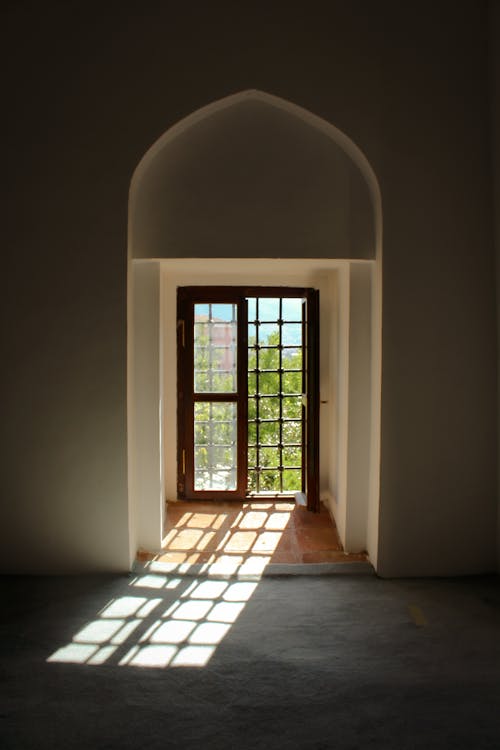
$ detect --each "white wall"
[131,93,375,261]
[130,261,164,551]
[129,91,381,559]
[489,0,500,571]
[345,264,372,551]
[129,258,376,558]
[3,3,495,577]
[328,263,374,554]
[366,244,383,568]
[331,265,349,544]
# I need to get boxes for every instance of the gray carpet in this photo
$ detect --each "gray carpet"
[1,571,500,749]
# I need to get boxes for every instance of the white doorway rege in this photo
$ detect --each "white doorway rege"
[130,258,377,564]
[127,89,382,570]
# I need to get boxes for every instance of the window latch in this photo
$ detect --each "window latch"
[178,319,185,347]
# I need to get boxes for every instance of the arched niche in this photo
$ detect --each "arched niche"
[130,89,378,260]
[127,90,382,570]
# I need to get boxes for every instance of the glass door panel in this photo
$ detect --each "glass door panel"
[246,296,304,495]
[177,286,318,510]
[177,288,247,500]
[194,402,237,490]
[194,303,237,393]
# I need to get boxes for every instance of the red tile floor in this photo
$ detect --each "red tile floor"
[137,500,367,567]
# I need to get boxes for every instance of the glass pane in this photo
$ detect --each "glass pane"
[260,421,280,444]
[282,396,302,419]
[248,421,257,445]
[282,371,302,394]
[195,470,235,491]
[259,397,280,420]
[195,446,209,468]
[282,469,301,491]
[211,402,235,421]
[211,304,234,322]
[244,296,307,496]
[195,303,209,318]
[193,370,210,392]
[258,348,279,370]
[247,470,257,492]
[283,446,301,467]
[194,402,237,490]
[258,372,280,394]
[282,421,302,444]
[282,298,303,320]
[248,323,257,346]
[282,323,302,346]
[194,303,237,393]
[248,397,257,420]
[259,323,279,345]
[248,348,257,370]
[194,321,209,341]
[260,447,280,468]
[247,298,257,322]
[259,471,280,491]
[282,348,302,370]
[258,298,279,321]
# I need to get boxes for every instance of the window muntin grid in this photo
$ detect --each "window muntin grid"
[194,402,237,490]
[247,296,303,494]
[194,303,237,393]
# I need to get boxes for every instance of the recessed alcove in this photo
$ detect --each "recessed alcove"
[128,90,382,568]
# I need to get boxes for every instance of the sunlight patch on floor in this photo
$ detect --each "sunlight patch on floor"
[150,500,363,568]
[47,573,260,669]
[46,509,289,669]
[157,502,299,569]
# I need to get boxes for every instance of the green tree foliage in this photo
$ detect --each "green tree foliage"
[248,330,303,493]
[194,318,304,494]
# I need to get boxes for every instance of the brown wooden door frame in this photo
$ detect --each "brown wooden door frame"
[177,286,320,511]
[177,287,248,500]
[305,288,320,512]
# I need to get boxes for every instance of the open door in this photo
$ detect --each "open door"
[177,288,248,500]
[177,286,320,510]
[304,289,320,512]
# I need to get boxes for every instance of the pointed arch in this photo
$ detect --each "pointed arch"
[130,90,381,250]
[129,89,382,260]
[127,90,382,569]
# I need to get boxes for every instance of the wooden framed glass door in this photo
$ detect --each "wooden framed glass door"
[177,286,319,511]
[177,288,248,500]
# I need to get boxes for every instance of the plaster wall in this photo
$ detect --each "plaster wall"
[1,1,496,575]
[130,259,374,557]
[129,94,379,558]
[375,3,497,576]
[331,266,349,545]
[327,263,374,554]
[345,265,372,551]
[131,262,164,552]
[489,0,500,569]
[131,97,374,260]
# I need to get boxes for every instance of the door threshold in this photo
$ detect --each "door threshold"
[134,559,374,578]
[169,494,297,503]
[246,493,296,501]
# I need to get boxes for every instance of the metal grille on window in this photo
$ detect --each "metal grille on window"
[193,303,238,491]
[247,297,303,494]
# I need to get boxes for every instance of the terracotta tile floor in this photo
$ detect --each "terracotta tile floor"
[137,500,367,566]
